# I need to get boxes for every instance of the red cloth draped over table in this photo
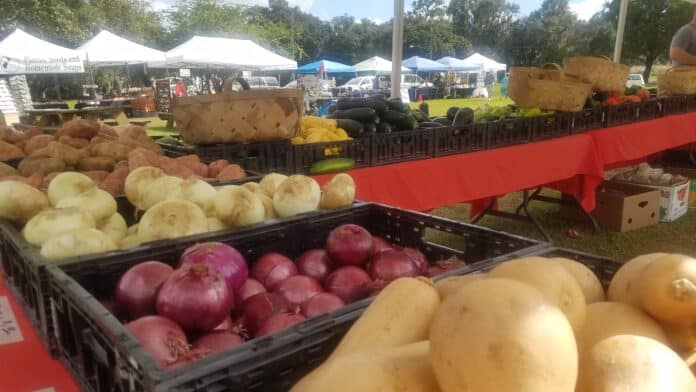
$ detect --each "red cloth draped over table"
[314,133,605,217]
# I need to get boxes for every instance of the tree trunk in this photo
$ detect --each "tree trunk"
[643,56,655,84]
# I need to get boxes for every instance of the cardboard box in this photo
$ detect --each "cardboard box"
[592,182,661,232]
[616,179,690,222]
[663,167,696,209]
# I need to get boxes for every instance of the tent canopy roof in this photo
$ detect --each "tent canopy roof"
[149,36,297,70]
[0,28,84,74]
[353,56,409,73]
[297,59,355,74]
[78,30,165,66]
[462,52,506,72]
[436,56,482,71]
[402,56,448,72]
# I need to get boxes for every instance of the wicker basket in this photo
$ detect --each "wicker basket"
[508,64,562,103]
[509,64,591,112]
[657,67,696,96]
[563,56,630,93]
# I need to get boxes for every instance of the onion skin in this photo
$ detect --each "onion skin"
[272,175,321,218]
[326,224,375,267]
[301,293,346,318]
[251,253,298,291]
[241,292,289,335]
[427,258,466,277]
[156,264,234,333]
[368,250,422,283]
[324,266,373,303]
[192,330,245,355]
[403,247,429,274]
[275,275,324,311]
[179,242,248,293]
[296,249,332,283]
[235,279,267,307]
[213,316,234,331]
[116,261,174,321]
[255,312,306,337]
[126,315,189,368]
[372,237,393,256]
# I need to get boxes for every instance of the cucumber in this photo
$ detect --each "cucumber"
[376,122,392,133]
[452,107,475,127]
[433,117,451,125]
[337,98,388,114]
[309,158,356,174]
[330,108,377,122]
[363,122,376,134]
[336,119,364,137]
[327,104,338,114]
[387,99,409,113]
[446,107,461,121]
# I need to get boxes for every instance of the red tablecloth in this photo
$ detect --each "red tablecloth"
[316,133,605,216]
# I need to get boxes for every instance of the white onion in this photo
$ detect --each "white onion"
[259,173,288,197]
[242,182,261,193]
[47,172,95,206]
[181,178,217,216]
[127,224,138,235]
[207,217,228,232]
[137,200,208,243]
[56,187,117,223]
[118,234,142,249]
[214,185,265,227]
[0,181,48,223]
[273,175,321,218]
[256,192,278,219]
[140,176,184,210]
[22,207,96,247]
[320,173,356,210]
[124,166,165,210]
[41,228,116,261]
[98,213,128,245]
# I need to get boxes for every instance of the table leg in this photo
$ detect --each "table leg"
[521,188,599,233]
[471,191,553,242]
[690,143,696,166]
[113,110,129,126]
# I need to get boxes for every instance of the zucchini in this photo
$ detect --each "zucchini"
[383,110,416,129]
[446,106,461,121]
[376,122,392,133]
[326,104,338,114]
[363,122,376,134]
[386,99,409,113]
[336,98,388,114]
[330,108,377,122]
[336,119,364,137]
[418,122,444,128]
[309,158,356,174]
[452,107,475,127]
[382,110,410,124]
[433,117,451,125]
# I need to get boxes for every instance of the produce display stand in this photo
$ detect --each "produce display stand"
[46,203,545,392]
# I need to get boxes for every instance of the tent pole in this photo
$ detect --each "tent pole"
[613,0,629,63]
[391,0,405,99]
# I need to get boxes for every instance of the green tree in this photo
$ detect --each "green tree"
[165,0,258,47]
[447,0,519,56]
[405,0,471,58]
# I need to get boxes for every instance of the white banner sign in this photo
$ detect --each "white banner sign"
[0,55,84,74]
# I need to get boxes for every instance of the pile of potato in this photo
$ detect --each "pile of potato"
[293,253,696,391]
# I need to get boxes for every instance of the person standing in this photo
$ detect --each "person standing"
[670,6,696,66]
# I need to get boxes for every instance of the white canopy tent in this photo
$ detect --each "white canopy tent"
[77,30,165,66]
[149,36,297,71]
[354,56,409,74]
[462,53,506,73]
[0,29,84,74]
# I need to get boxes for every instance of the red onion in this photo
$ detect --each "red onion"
[156,264,234,333]
[324,266,372,303]
[232,314,249,339]
[403,247,428,274]
[179,242,248,293]
[301,293,345,318]
[116,261,174,321]
[192,330,245,355]
[255,313,306,337]
[369,250,421,283]
[372,237,393,255]
[235,278,266,307]
[326,224,374,266]
[241,292,288,335]
[251,253,298,290]
[427,258,466,277]
[213,316,234,331]
[126,315,189,368]
[275,275,323,311]
[296,249,331,283]
[166,349,208,370]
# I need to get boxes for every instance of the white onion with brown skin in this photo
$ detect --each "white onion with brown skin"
[137,200,208,243]
[320,173,355,210]
[56,187,117,223]
[242,182,261,193]
[140,176,184,211]
[259,173,288,197]
[47,172,95,206]
[207,217,228,232]
[41,228,117,260]
[256,192,278,220]
[23,207,96,246]
[181,178,217,216]
[0,180,48,223]
[124,166,165,210]
[119,234,142,249]
[98,213,128,245]
[273,175,321,218]
[214,185,265,227]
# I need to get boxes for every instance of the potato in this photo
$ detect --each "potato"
[49,142,87,166]
[552,257,606,304]
[23,135,55,155]
[430,278,578,391]
[663,322,696,351]
[89,141,131,162]
[77,156,116,172]
[0,140,25,161]
[0,180,48,222]
[124,166,165,209]
[0,161,18,177]
[136,200,208,243]
[56,187,117,223]
[18,157,65,177]
[98,213,127,245]
[58,135,89,149]
[40,228,116,261]
[22,207,96,246]
[635,254,696,324]
[47,172,96,206]
[577,335,696,391]
[608,253,667,306]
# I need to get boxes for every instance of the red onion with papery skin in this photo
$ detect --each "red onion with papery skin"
[235,278,266,307]
[295,249,331,283]
[126,315,189,368]
[192,330,245,355]
[368,250,421,283]
[301,293,345,318]
[232,314,249,339]
[324,266,372,303]
[251,253,298,291]
[372,237,393,256]
[427,258,466,277]
[179,242,248,293]
[166,348,208,370]
[241,292,288,335]
[255,312,306,337]
[326,224,374,266]
[156,264,234,333]
[116,261,174,321]
[403,247,428,274]
[213,316,234,331]
[274,275,323,311]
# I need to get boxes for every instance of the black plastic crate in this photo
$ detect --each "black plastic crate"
[433,124,486,157]
[661,96,688,116]
[160,140,294,174]
[529,113,568,142]
[47,203,546,392]
[637,99,663,121]
[687,95,696,112]
[562,108,604,134]
[605,103,640,127]
[486,117,532,149]
[292,137,371,174]
[371,128,434,166]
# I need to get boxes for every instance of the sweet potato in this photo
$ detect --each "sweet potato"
[0,162,18,177]
[89,141,131,162]
[0,174,43,189]
[18,157,65,177]
[98,124,119,140]
[0,140,25,161]
[58,136,90,149]
[208,160,230,178]
[118,125,162,153]
[23,135,55,155]
[77,156,116,172]
[128,147,161,171]
[1,126,40,144]
[57,120,100,140]
[48,142,86,166]
[176,155,208,177]
[114,160,129,171]
[215,164,246,181]
[81,170,110,184]
[99,167,129,196]
[158,156,195,178]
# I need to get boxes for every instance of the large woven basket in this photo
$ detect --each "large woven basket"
[509,64,591,112]
[508,64,562,103]
[657,67,696,96]
[172,88,303,145]
[563,56,630,92]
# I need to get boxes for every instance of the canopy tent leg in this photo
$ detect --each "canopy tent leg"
[613,0,629,63]
[391,0,405,99]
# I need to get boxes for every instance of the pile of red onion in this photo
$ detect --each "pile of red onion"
[109,225,454,371]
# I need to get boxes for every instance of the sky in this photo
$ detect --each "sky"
[150,0,606,22]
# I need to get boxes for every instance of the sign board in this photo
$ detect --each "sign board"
[0,55,84,74]
[179,68,191,77]
[0,296,23,344]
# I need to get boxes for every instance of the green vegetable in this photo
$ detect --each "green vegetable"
[309,158,356,174]
[446,107,461,121]
[432,117,451,125]
[363,122,377,134]
[452,108,475,126]
[382,110,416,131]
[337,98,388,114]
[336,119,364,137]
[158,136,182,146]
[376,122,392,133]
[418,122,445,128]
[327,104,338,114]
[330,108,377,122]
[386,99,409,113]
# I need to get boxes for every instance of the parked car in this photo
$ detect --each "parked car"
[626,73,645,88]
[335,76,375,96]
[375,74,426,90]
[283,80,298,88]
[245,76,280,89]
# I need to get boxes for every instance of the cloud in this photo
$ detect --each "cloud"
[570,0,605,21]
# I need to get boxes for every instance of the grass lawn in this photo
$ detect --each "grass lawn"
[410,84,513,116]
